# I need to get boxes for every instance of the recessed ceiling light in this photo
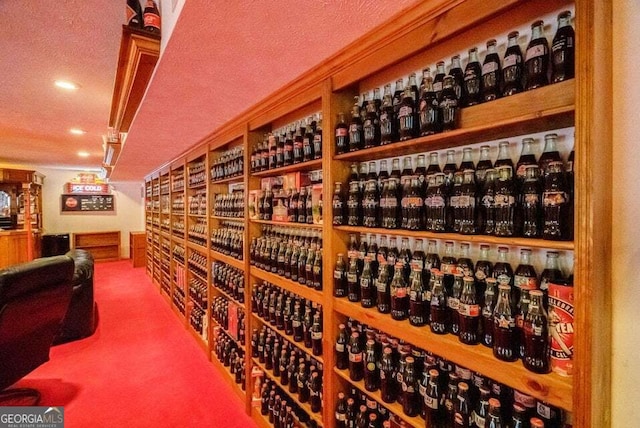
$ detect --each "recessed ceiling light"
[70,128,86,135]
[54,80,79,90]
[77,151,90,158]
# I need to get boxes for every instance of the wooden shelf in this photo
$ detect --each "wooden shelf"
[251,159,322,177]
[186,241,208,252]
[73,231,121,261]
[250,267,323,305]
[334,80,575,162]
[210,355,246,403]
[251,407,274,428]
[210,249,245,270]
[334,298,573,411]
[211,287,245,310]
[187,213,207,218]
[334,368,423,428]
[188,182,207,190]
[211,215,245,222]
[252,358,323,426]
[211,317,243,349]
[251,313,324,365]
[211,175,244,185]
[334,225,575,251]
[251,219,323,230]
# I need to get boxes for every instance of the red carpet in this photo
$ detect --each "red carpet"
[17,260,257,428]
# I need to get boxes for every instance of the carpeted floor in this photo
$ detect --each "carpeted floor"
[16,260,257,428]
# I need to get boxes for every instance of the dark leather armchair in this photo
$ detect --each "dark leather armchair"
[0,255,74,405]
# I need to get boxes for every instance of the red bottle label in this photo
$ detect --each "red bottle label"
[548,283,574,376]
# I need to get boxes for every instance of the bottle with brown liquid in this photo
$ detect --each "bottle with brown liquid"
[502,31,524,96]
[380,346,398,403]
[520,165,543,238]
[360,256,376,308]
[408,266,428,326]
[349,97,364,152]
[363,99,381,149]
[458,276,480,345]
[401,356,420,417]
[335,113,349,155]
[482,39,502,102]
[552,11,575,83]
[430,271,448,334]
[542,160,571,241]
[336,323,349,370]
[126,0,143,28]
[418,68,442,136]
[379,84,397,145]
[523,289,550,373]
[525,20,550,90]
[493,165,518,237]
[464,47,483,106]
[390,262,409,321]
[440,76,460,131]
[493,284,517,362]
[143,0,161,33]
[364,339,379,392]
[348,331,364,381]
[398,87,418,141]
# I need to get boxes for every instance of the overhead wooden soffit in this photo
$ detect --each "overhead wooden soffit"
[109,25,160,134]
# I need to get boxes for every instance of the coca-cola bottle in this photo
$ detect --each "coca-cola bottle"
[363,99,381,149]
[334,253,348,298]
[347,256,360,303]
[520,165,543,237]
[552,11,575,83]
[380,347,398,403]
[474,244,492,301]
[493,284,518,362]
[376,262,391,315]
[433,61,447,101]
[348,331,364,381]
[523,289,550,373]
[454,382,472,427]
[440,75,460,131]
[464,47,483,106]
[363,339,379,392]
[362,175,380,228]
[482,39,502,102]
[401,356,420,417]
[418,68,443,136]
[493,246,514,287]
[424,369,444,427]
[486,398,505,427]
[525,20,550,90]
[390,262,409,321]
[458,276,480,345]
[349,97,364,152]
[542,160,571,241]
[494,165,518,237]
[347,180,362,227]
[408,266,428,327]
[405,178,424,231]
[502,31,524,96]
[126,0,143,28]
[515,248,538,293]
[458,169,478,234]
[380,83,397,145]
[449,55,465,102]
[332,182,346,226]
[448,273,463,336]
[425,173,448,232]
[430,271,448,334]
[335,113,349,155]
[336,324,349,370]
[398,87,418,141]
[143,0,161,33]
[476,145,493,185]
[539,251,563,299]
[360,256,376,308]
[516,138,538,188]
[473,386,491,428]
[539,133,562,176]
[294,121,305,164]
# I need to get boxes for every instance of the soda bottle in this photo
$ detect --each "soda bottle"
[347,180,362,227]
[520,165,543,238]
[392,78,405,127]
[454,382,472,427]
[474,244,493,301]
[464,47,483,106]
[398,87,418,141]
[486,398,504,427]
[516,137,538,188]
[349,97,364,152]
[347,255,360,303]
[493,284,518,362]
[331,253,347,299]
[433,61,447,101]
[503,31,524,96]
[552,11,575,83]
[476,145,493,186]
[542,160,571,241]
[494,165,518,236]
[405,178,424,230]
[408,266,428,327]
[524,289,550,373]
[143,0,161,33]
[440,75,460,131]
[493,246,514,287]
[449,55,465,103]
[363,99,381,149]
[539,251,563,301]
[444,374,459,427]
[448,273,463,335]
[525,20,550,91]
[294,121,305,164]
[360,256,376,308]
[425,239,441,281]
[441,240,458,294]
[335,113,349,155]
[126,0,143,28]
[430,271,448,334]
[376,261,392,315]
[362,174,380,228]
[473,386,491,428]
[418,68,443,136]
[380,84,397,145]
[458,169,478,234]
[458,276,480,345]
[390,262,409,321]
[332,182,346,226]
[364,339,380,392]
[482,39,502,102]
[336,324,349,370]
[539,133,562,176]
[380,347,398,403]
[401,356,420,417]
[313,112,322,160]
[424,369,444,427]
[348,332,364,381]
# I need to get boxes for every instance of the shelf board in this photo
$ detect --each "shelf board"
[210,355,246,403]
[251,407,274,428]
[211,317,243,349]
[252,358,323,426]
[250,267,324,304]
[251,159,323,177]
[211,175,244,185]
[187,213,207,218]
[186,241,208,252]
[251,219,323,230]
[188,182,207,190]
[335,80,575,163]
[334,226,575,251]
[211,286,245,310]
[210,249,245,270]
[333,298,573,411]
[211,215,245,222]
[251,313,324,365]
[334,368,423,428]
[187,266,208,284]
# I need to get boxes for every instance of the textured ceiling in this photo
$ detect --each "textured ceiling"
[0,0,419,179]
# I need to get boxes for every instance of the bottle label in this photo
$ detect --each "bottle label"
[441,263,456,275]
[143,12,161,29]
[515,274,538,290]
[336,343,345,352]
[447,297,459,310]
[425,395,438,410]
[537,402,553,419]
[474,413,486,427]
[335,128,348,137]
[456,195,474,208]
[543,191,568,207]
[456,366,472,380]
[458,303,480,317]
[526,44,548,61]
[475,270,487,281]
[292,320,301,328]
[514,390,537,408]
[311,331,322,340]
[494,194,515,207]
[349,352,363,362]
[482,62,498,75]
[392,287,407,298]
[347,272,358,283]
[433,82,443,92]
[504,54,519,68]
[496,273,511,286]
[496,314,515,329]
[366,362,376,372]
[376,280,388,292]
[336,412,346,421]
[548,283,574,376]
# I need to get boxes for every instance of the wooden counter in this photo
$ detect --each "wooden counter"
[0,229,40,269]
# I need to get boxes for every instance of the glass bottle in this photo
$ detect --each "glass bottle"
[493,247,514,287]
[360,256,376,308]
[363,99,381,149]
[448,273,463,336]
[433,61,447,101]
[514,248,538,294]
[481,277,498,348]
[539,251,563,296]
[520,165,542,238]
[502,31,524,96]
[539,133,562,176]
[493,284,518,362]
[449,55,465,102]
[493,165,518,237]
[349,96,364,152]
[311,312,323,356]
[441,240,458,294]
[458,276,480,345]
[313,112,322,159]
[486,398,504,428]
[419,68,443,136]
[409,266,428,327]
[401,356,420,417]
[424,369,443,427]
[376,262,391,314]
[426,151,442,181]
[440,75,460,131]
[430,271,448,334]
[542,159,571,241]
[348,331,364,381]
[347,255,361,303]
[336,323,349,370]
[482,39,502,102]
[347,179,362,227]
[425,173,448,232]
[380,347,398,403]
[454,382,472,427]
[458,169,478,234]
[392,78,405,126]
[398,87,418,141]
[390,262,409,321]
[335,112,349,155]
[552,11,575,83]
[464,47,483,106]
[473,386,491,428]
[444,374,459,427]
[523,289,550,373]
[405,178,424,231]
[525,20,550,90]
[425,240,441,283]
[334,253,348,298]
[476,145,493,185]
[380,83,397,144]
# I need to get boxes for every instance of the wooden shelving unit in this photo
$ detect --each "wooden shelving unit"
[143,0,612,427]
[73,231,121,261]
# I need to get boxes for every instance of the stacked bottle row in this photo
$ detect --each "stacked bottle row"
[171,173,185,193]
[335,12,574,155]
[334,388,397,428]
[210,146,244,182]
[211,296,246,346]
[172,194,185,214]
[212,261,245,303]
[336,319,567,428]
[250,226,323,291]
[160,179,170,195]
[188,160,207,188]
[256,185,322,225]
[187,250,207,280]
[250,113,323,173]
[172,285,186,315]
[160,195,170,214]
[187,219,207,247]
[210,222,244,259]
[188,277,208,310]
[172,245,185,264]
[212,327,246,389]
[161,217,170,231]
[334,134,574,241]
[172,219,185,237]
[254,331,324,414]
[212,191,244,218]
[252,282,323,357]
[152,181,160,197]
[258,378,321,428]
[334,234,572,374]
[189,304,206,335]
[188,192,207,216]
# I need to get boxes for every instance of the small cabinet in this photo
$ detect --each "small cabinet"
[73,231,121,261]
[130,231,146,267]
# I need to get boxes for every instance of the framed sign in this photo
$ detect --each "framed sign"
[61,194,115,212]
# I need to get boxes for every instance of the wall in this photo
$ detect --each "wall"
[159,0,186,54]
[611,0,640,424]
[37,167,145,258]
